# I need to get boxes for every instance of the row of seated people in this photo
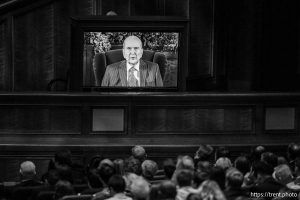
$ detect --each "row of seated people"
[1,143,300,200]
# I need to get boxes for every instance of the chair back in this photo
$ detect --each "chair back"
[93,49,166,86]
[61,194,93,200]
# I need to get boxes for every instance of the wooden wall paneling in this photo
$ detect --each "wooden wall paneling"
[70,0,94,16]
[13,3,55,91]
[0,19,10,90]
[131,0,161,16]
[0,106,81,134]
[135,106,253,133]
[187,0,214,90]
[52,0,71,90]
[164,0,189,17]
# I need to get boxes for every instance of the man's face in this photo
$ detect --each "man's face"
[123,37,143,65]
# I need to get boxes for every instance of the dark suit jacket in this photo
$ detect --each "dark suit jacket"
[101,60,163,87]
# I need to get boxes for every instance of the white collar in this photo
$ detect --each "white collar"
[126,61,140,72]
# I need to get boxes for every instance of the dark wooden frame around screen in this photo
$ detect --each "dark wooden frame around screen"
[70,16,189,91]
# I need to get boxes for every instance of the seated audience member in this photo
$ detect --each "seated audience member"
[159,180,177,200]
[250,161,283,199]
[129,176,150,200]
[124,157,142,176]
[194,145,214,164]
[210,166,226,190]
[17,161,43,187]
[56,164,74,184]
[272,164,293,185]
[131,146,147,163]
[287,158,300,192]
[215,146,230,160]
[215,157,232,171]
[277,156,288,165]
[32,169,60,200]
[105,175,132,200]
[224,168,248,200]
[194,161,211,187]
[114,159,125,176]
[141,160,158,183]
[81,169,104,194]
[163,158,176,180]
[250,145,266,164]
[53,180,75,200]
[197,180,226,200]
[287,143,300,168]
[46,149,85,184]
[97,159,116,186]
[261,152,278,168]
[176,170,198,200]
[234,156,250,176]
[172,155,194,184]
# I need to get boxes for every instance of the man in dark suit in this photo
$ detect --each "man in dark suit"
[101,35,163,87]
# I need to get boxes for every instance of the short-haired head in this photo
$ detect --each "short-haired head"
[131,145,146,161]
[159,180,177,199]
[122,36,143,65]
[234,156,250,175]
[130,176,150,200]
[176,169,194,187]
[225,168,244,188]
[141,160,158,180]
[20,161,36,178]
[108,174,126,193]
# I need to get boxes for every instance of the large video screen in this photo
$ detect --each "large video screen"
[83,32,179,89]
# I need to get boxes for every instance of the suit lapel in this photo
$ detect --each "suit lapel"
[140,60,147,87]
[119,61,127,86]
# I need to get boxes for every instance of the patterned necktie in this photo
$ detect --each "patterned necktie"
[128,66,138,87]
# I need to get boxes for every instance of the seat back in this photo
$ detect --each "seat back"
[61,194,93,200]
[93,49,167,86]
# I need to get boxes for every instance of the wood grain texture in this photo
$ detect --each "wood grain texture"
[136,107,252,133]
[13,3,55,91]
[0,20,9,90]
[0,106,81,133]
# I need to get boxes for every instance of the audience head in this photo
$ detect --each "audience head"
[215,157,232,170]
[163,158,176,179]
[131,145,147,162]
[124,157,142,175]
[261,152,278,168]
[252,161,274,180]
[159,180,177,200]
[141,160,158,180]
[198,180,226,200]
[215,146,230,160]
[97,158,116,184]
[88,155,102,170]
[130,176,150,200]
[176,155,194,171]
[234,156,250,175]
[108,174,126,194]
[19,161,37,179]
[278,156,288,165]
[225,168,244,189]
[287,143,300,162]
[194,144,214,162]
[54,180,75,200]
[54,149,72,166]
[176,169,194,187]
[272,164,293,185]
[251,145,266,162]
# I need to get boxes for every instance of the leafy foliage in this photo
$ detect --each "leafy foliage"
[84,32,179,54]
